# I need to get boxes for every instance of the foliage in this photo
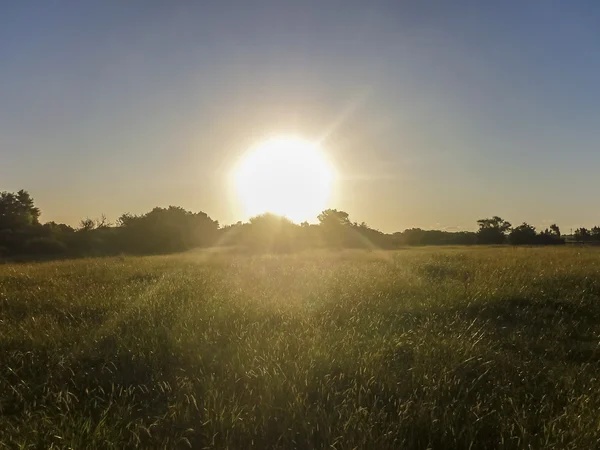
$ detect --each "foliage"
[317,208,351,227]
[537,224,565,245]
[246,213,299,252]
[0,190,222,258]
[574,228,591,242]
[508,222,538,245]
[0,189,585,260]
[398,228,477,246]
[116,206,219,254]
[0,189,40,230]
[2,248,600,448]
[476,216,512,244]
[0,190,43,254]
[78,217,96,231]
[23,237,68,255]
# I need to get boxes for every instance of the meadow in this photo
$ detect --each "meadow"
[2,247,600,449]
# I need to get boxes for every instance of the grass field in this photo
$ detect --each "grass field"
[2,247,600,449]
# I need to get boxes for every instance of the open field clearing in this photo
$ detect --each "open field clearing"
[2,247,600,449]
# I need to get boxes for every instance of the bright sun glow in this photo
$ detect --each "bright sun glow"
[234,137,334,223]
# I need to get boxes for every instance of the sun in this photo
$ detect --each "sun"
[233,137,335,223]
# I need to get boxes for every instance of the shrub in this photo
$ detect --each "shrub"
[24,237,67,255]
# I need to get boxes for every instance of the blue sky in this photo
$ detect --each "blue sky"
[2,1,600,232]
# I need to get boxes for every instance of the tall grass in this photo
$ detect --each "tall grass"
[2,247,600,449]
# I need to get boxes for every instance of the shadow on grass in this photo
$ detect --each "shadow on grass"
[458,276,600,365]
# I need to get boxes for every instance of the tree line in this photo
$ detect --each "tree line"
[2,189,594,259]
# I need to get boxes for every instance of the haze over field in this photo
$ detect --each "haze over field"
[2,2,600,231]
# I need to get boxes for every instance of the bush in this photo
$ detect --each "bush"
[24,237,67,255]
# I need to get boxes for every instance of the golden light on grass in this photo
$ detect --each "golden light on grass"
[233,136,335,223]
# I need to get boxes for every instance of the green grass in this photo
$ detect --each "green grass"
[2,247,600,449]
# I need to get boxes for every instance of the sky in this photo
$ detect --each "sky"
[2,1,600,233]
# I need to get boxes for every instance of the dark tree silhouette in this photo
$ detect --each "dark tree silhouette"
[574,228,591,243]
[0,190,43,255]
[0,190,40,230]
[476,216,512,244]
[537,227,565,245]
[79,218,96,231]
[0,188,589,258]
[117,206,219,254]
[398,228,477,246]
[509,223,537,245]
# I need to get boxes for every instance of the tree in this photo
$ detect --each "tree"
[347,221,388,248]
[43,221,75,235]
[574,228,591,243]
[509,223,537,245]
[117,213,136,227]
[317,209,351,227]
[317,209,352,247]
[0,190,43,254]
[0,190,40,230]
[396,228,477,246]
[78,218,96,231]
[246,213,298,252]
[476,216,512,244]
[591,226,600,242]
[117,206,219,253]
[538,227,565,245]
[96,213,111,229]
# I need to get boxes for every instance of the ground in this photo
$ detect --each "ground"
[2,247,600,449]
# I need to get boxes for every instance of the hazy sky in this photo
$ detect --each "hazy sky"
[2,1,600,232]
